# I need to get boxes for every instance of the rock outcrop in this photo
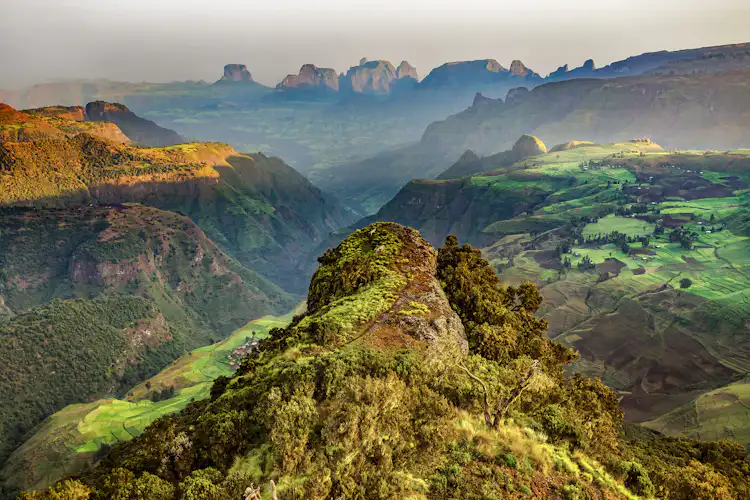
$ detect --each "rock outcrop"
[511,133,547,157]
[510,59,539,78]
[340,60,398,94]
[395,60,419,81]
[218,64,254,83]
[277,64,340,92]
[304,223,468,354]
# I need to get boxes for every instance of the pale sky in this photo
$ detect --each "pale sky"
[2,0,749,89]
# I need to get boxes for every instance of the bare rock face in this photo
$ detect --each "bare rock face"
[396,61,419,81]
[341,60,398,94]
[509,60,541,79]
[277,64,340,92]
[220,64,254,83]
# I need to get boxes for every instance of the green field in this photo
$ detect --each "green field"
[471,142,750,446]
[581,215,655,238]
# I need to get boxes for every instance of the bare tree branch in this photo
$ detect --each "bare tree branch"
[458,362,493,427]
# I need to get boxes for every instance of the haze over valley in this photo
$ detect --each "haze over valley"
[2,2,750,499]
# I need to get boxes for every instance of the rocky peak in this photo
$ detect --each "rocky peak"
[219,64,254,83]
[582,59,596,71]
[395,61,419,81]
[277,64,340,92]
[509,59,530,76]
[304,223,467,354]
[84,101,183,147]
[359,57,368,65]
[341,60,399,94]
[84,101,129,120]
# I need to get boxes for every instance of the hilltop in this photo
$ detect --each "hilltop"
[19,223,749,499]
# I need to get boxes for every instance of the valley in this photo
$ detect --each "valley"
[1,29,750,499]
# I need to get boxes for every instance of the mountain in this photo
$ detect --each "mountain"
[340,59,418,94]
[352,142,750,439]
[277,64,340,93]
[1,103,133,144]
[320,67,750,212]
[420,58,542,90]
[84,101,183,146]
[19,223,749,499]
[0,204,295,472]
[217,64,254,83]
[0,128,355,292]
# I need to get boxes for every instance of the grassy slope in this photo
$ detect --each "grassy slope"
[1,311,296,493]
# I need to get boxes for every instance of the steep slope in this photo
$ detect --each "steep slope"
[277,64,340,93]
[1,104,131,145]
[0,104,68,142]
[21,223,749,500]
[0,205,295,470]
[421,69,750,157]
[84,101,183,147]
[0,135,354,292]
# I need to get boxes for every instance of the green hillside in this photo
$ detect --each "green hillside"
[0,127,355,292]
[20,223,749,500]
[364,141,750,437]
[1,311,296,494]
[0,205,295,469]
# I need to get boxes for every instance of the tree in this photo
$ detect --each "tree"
[680,278,693,289]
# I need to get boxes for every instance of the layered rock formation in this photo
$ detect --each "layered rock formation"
[340,59,419,94]
[218,63,254,83]
[277,64,340,92]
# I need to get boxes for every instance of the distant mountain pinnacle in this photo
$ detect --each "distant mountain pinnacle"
[278,64,339,92]
[396,61,419,81]
[220,64,254,83]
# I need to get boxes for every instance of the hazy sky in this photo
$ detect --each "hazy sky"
[2,0,749,88]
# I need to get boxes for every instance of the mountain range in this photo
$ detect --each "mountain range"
[2,40,750,499]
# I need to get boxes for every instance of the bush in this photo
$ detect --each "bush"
[617,460,655,497]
